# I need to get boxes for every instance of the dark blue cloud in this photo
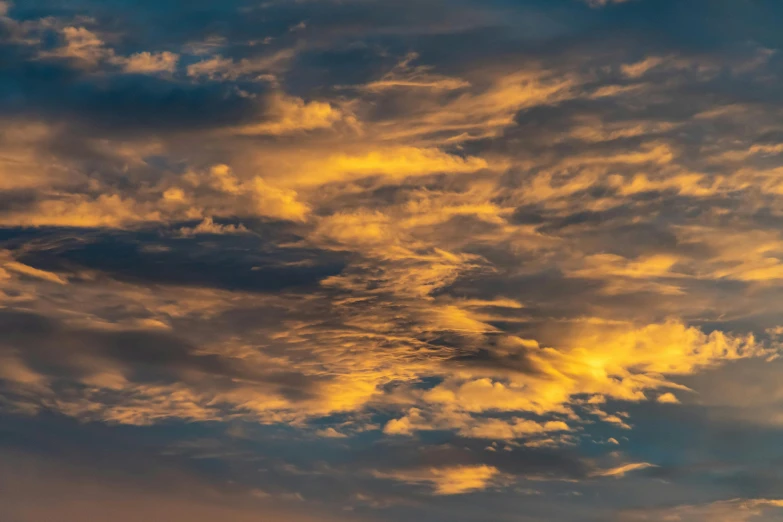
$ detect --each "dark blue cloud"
[0,55,267,135]
[6,225,346,292]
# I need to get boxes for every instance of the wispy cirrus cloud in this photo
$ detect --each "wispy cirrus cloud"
[2,0,783,520]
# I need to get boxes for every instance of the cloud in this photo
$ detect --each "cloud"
[590,462,656,478]
[233,94,342,135]
[357,67,577,143]
[186,48,296,81]
[383,407,570,441]
[177,217,249,236]
[0,251,67,284]
[290,147,493,187]
[656,392,679,404]
[10,228,345,294]
[373,465,505,495]
[119,51,180,74]
[205,164,311,221]
[417,321,762,425]
[0,194,162,228]
[618,498,783,522]
[40,26,179,75]
[4,0,783,517]
[315,427,348,438]
[0,62,263,135]
[360,52,470,92]
[0,450,357,522]
[42,26,109,67]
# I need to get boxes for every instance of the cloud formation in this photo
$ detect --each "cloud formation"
[2,0,783,520]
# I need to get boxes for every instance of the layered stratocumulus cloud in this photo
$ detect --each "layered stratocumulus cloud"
[3,0,783,521]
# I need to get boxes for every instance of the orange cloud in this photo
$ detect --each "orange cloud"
[119,51,179,73]
[373,465,505,495]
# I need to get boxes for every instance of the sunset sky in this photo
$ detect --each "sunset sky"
[3,1,783,520]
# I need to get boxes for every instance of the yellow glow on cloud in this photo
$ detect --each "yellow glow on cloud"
[2,260,67,285]
[186,48,296,80]
[235,95,342,135]
[4,3,783,509]
[417,321,761,423]
[362,52,471,92]
[374,465,504,495]
[1,194,161,228]
[120,51,179,73]
[590,462,656,478]
[291,147,491,187]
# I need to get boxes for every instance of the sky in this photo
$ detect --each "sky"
[3,0,783,520]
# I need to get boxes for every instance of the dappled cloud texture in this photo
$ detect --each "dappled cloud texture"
[3,0,783,521]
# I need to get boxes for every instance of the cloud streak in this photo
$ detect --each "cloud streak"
[2,0,783,520]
